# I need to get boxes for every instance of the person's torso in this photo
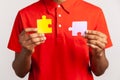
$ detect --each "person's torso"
[19,1,101,80]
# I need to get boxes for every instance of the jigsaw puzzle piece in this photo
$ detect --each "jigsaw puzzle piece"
[37,15,52,33]
[68,21,87,36]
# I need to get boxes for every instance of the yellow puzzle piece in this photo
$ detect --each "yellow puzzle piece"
[37,15,52,33]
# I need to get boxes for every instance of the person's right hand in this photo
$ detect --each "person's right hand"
[19,28,46,53]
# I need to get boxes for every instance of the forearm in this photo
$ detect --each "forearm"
[90,50,109,76]
[12,28,46,78]
[12,48,32,78]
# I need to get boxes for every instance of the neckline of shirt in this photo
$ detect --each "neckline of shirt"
[39,0,81,14]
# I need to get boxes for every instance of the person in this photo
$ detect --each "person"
[8,0,112,80]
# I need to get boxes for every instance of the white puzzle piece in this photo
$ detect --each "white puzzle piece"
[68,21,87,36]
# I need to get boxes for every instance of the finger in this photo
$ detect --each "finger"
[88,44,104,56]
[20,30,25,35]
[30,33,45,37]
[39,33,45,37]
[87,43,101,52]
[85,34,99,40]
[29,33,41,38]
[24,28,38,33]
[86,30,107,39]
[19,28,37,41]
[86,35,107,44]
[87,40,106,49]
[87,43,97,48]
[28,33,45,41]
[40,36,46,41]
[34,38,46,45]
[20,28,38,36]
[25,44,35,52]
[19,32,30,44]
[29,36,46,44]
[21,33,46,47]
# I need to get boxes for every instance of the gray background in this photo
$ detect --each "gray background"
[0,0,120,80]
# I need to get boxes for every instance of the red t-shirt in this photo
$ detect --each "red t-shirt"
[8,0,112,80]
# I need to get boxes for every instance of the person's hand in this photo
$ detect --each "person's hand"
[85,30,107,56]
[19,28,46,53]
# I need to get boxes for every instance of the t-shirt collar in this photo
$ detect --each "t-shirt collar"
[40,0,80,14]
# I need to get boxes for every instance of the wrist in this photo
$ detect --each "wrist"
[91,50,105,59]
[21,47,33,56]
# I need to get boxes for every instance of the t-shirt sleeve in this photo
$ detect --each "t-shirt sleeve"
[7,12,24,53]
[95,9,112,48]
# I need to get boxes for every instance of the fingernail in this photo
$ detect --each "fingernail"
[39,33,44,36]
[90,44,96,48]
[44,37,46,40]
[86,30,88,33]
[99,53,103,57]
[41,33,45,36]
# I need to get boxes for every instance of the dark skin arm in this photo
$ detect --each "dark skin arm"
[13,29,108,77]
[12,28,46,78]
[85,30,109,76]
[13,49,32,78]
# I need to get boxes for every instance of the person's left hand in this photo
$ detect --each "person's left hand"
[85,30,108,56]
